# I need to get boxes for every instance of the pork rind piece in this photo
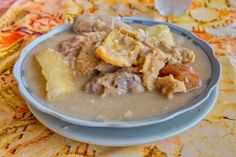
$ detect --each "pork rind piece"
[141,49,167,91]
[156,75,187,99]
[160,63,202,91]
[96,28,149,67]
[36,48,76,99]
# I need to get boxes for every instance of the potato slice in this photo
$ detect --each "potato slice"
[36,48,75,99]
[145,25,175,46]
[96,28,149,67]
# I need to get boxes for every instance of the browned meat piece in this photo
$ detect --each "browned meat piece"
[143,39,195,64]
[157,41,195,64]
[59,36,84,54]
[143,38,178,64]
[76,32,107,76]
[84,72,145,96]
[77,50,99,76]
[73,14,131,33]
[58,36,85,74]
[159,63,202,91]
[156,75,187,99]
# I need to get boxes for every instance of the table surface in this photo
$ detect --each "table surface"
[0,0,235,156]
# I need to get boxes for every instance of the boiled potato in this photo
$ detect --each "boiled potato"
[36,48,75,99]
[145,25,175,46]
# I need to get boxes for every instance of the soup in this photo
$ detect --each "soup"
[22,16,212,121]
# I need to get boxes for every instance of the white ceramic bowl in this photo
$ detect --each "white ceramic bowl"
[13,17,221,128]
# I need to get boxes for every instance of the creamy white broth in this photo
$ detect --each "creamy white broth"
[23,27,212,121]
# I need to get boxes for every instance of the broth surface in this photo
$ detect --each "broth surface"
[23,26,212,121]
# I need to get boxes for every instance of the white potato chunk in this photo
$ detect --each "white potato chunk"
[36,48,75,99]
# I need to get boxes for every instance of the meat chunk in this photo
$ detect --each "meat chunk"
[174,47,195,63]
[143,39,195,64]
[143,37,160,49]
[58,36,85,73]
[82,31,107,44]
[156,75,187,99]
[58,32,106,76]
[160,63,202,91]
[84,72,145,96]
[77,50,99,76]
[59,36,84,54]
[73,14,131,33]
[76,32,107,76]
[58,36,84,69]
[141,49,167,91]
[158,41,195,64]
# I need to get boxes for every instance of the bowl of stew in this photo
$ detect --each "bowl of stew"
[14,15,220,128]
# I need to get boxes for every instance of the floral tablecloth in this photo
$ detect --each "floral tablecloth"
[0,0,235,156]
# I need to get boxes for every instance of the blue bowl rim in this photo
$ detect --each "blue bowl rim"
[13,17,221,128]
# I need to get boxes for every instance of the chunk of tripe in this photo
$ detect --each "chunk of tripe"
[156,74,187,99]
[35,48,75,99]
[96,28,149,67]
[141,49,167,91]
